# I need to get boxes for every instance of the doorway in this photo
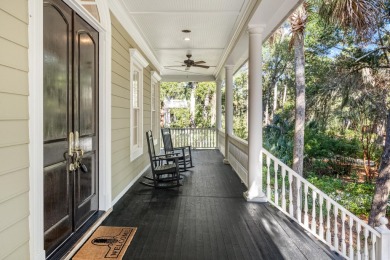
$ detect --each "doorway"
[43,0,99,256]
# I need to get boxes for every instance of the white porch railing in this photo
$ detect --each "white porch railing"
[163,128,217,149]
[261,148,390,260]
[220,135,390,259]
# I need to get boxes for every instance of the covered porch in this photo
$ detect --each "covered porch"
[1,0,386,259]
[103,150,338,259]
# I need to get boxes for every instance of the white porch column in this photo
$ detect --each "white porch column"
[224,65,234,164]
[216,80,222,130]
[244,25,267,202]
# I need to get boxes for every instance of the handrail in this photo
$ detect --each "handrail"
[261,148,381,259]
[162,128,217,149]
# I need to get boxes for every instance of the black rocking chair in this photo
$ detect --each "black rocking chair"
[140,130,181,188]
[161,128,193,171]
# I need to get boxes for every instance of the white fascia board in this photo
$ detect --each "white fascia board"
[109,1,163,72]
[213,0,260,79]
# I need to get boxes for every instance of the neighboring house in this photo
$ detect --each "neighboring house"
[1,0,389,260]
[162,99,189,127]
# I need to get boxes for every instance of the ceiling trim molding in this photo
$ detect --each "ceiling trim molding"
[108,1,163,72]
[213,0,260,78]
[155,48,225,51]
[128,11,240,15]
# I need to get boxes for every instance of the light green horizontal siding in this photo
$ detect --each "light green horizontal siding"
[0,0,29,259]
[110,13,160,200]
[0,1,30,259]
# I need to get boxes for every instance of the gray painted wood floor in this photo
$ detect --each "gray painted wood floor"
[102,150,342,260]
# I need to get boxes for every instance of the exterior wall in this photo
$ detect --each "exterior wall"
[0,1,30,259]
[110,13,159,199]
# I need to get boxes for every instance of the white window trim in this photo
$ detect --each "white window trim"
[130,49,148,161]
[151,71,161,144]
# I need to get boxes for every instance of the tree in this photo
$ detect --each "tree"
[315,0,386,226]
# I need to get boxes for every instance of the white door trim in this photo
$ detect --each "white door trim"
[28,0,112,259]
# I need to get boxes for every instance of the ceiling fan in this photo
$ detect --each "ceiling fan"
[166,54,211,70]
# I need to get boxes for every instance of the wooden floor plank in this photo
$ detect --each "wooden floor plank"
[103,150,341,260]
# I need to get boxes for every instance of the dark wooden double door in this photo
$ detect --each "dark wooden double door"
[43,0,99,256]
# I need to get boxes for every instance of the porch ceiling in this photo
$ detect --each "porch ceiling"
[116,0,302,82]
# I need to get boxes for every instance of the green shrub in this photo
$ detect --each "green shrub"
[307,174,374,217]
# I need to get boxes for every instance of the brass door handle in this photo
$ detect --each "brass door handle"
[68,131,85,171]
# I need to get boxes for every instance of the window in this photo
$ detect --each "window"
[130,49,148,161]
[151,71,161,143]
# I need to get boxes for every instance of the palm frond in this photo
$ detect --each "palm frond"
[318,0,380,36]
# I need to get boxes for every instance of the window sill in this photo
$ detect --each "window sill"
[130,148,143,162]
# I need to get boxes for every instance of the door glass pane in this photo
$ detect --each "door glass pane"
[77,155,95,203]
[78,32,96,136]
[43,7,69,141]
[44,162,69,231]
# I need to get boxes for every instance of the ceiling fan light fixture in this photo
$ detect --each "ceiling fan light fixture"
[184,37,190,41]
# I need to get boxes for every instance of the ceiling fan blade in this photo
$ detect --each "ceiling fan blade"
[164,68,205,75]
[192,64,210,69]
[194,61,206,64]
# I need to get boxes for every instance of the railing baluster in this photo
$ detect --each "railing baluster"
[304,183,309,228]
[357,223,361,260]
[274,161,279,206]
[370,232,376,260]
[207,129,210,148]
[334,206,339,251]
[349,217,354,260]
[341,211,346,256]
[288,171,293,217]
[266,155,271,199]
[319,194,324,240]
[311,190,317,234]
[326,200,331,245]
[297,181,302,224]
[281,166,286,212]
[363,227,369,260]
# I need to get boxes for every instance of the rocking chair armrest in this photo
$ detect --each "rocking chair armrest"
[154,154,172,159]
[174,146,191,150]
[173,145,191,154]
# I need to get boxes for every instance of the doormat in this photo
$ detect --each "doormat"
[73,226,137,260]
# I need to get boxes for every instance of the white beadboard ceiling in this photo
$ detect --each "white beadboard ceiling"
[117,0,303,81]
[120,0,252,81]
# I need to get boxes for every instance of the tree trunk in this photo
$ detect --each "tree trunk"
[190,83,196,127]
[292,32,306,218]
[273,81,278,114]
[283,84,287,106]
[292,34,306,175]
[368,110,390,226]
